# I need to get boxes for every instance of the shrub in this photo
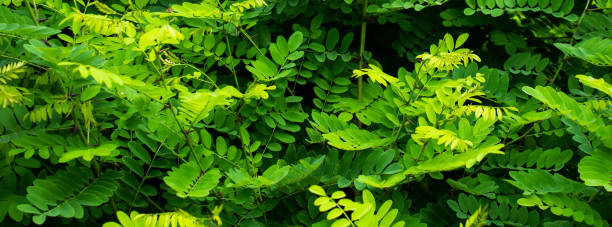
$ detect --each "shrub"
[0,0,610,226]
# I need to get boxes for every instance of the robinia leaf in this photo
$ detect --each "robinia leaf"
[163,162,222,198]
[309,185,327,196]
[288,31,303,51]
[80,85,100,101]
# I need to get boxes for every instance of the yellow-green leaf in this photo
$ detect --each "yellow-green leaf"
[327,208,343,220]
[309,185,327,196]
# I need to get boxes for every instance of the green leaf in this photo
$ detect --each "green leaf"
[508,169,592,195]
[327,208,343,220]
[550,0,562,10]
[178,86,242,123]
[269,44,285,65]
[352,64,399,86]
[319,199,336,212]
[59,143,119,163]
[281,110,308,122]
[277,36,289,58]
[444,33,454,50]
[274,131,296,143]
[466,0,477,8]
[138,25,184,49]
[339,33,354,53]
[246,57,279,81]
[216,136,228,156]
[115,211,132,226]
[496,0,505,7]
[104,210,203,227]
[163,162,222,198]
[0,21,60,39]
[310,43,325,52]
[310,112,391,150]
[122,157,144,177]
[332,219,351,227]
[331,191,346,199]
[351,203,372,220]
[491,8,504,17]
[244,84,276,101]
[455,33,469,48]
[486,0,496,8]
[464,8,476,15]
[93,1,119,14]
[518,193,608,226]
[128,141,151,164]
[215,42,226,56]
[523,85,612,148]
[287,51,304,60]
[559,0,573,15]
[32,215,46,225]
[204,34,215,50]
[21,168,120,224]
[309,185,327,196]
[576,74,612,97]
[380,209,399,227]
[578,150,612,191]
[263,116,276,128]
[406,142,504,175]
[357,174,406,188]
[288,31,304,52]
[15,204,40,214]
[259,165,290,185]
[326,28,340,50]
[129,0,146,8]
[554,37,612,66]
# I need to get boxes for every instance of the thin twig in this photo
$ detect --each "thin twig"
[548,0,592,85]
[357,0,368,103]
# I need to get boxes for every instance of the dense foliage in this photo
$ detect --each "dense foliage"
[1,0,611,226]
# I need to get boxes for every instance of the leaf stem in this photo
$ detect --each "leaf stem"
[259,125,276,164]
[150,55,206,172]
[169,63,218,89]
[415,140,429,161]
[0,33,28,40]
[239,27,265,57]
[168,101,206,172]
[24,0,40,26]
[587,187,603,204]
[335,200,356,227]
[128,140,166,211]
[72,105,88,145]
[548,0,591,85]
[0,54,47,71]
[506,124,536,145]
[357,0,368,103]
[224,35,240,90]
[109,197,118,213]
[391,115,407,146]
[143,194,165,212]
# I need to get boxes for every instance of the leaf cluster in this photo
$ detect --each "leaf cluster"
[0,0,610,226]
